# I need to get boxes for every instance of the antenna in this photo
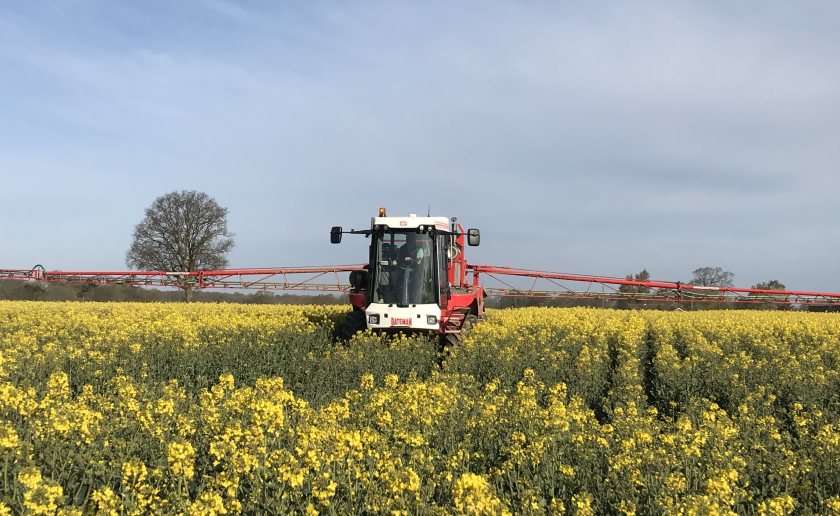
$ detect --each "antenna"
[427,203,431,217]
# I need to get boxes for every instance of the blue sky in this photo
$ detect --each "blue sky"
[2,1,839,291]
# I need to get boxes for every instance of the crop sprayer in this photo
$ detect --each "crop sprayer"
[4,208,840,344]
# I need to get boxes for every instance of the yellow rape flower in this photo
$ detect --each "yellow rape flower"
[571,492,596,516]
[121,458,148,487]
[757,495,795,515]
[384,374,399,388]
[18,467,43,489]
[90,486,121,516]
[189,491,227,516]
[0,421,19,451]
[167,440,196,480]
[452,473,510,516]
[18,467,63,516]
[824,497,840,515]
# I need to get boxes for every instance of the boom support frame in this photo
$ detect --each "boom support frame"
[3,264,840,306]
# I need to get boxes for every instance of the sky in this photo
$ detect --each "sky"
[1,1,839,292]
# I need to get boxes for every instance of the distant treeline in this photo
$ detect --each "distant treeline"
[0,280,344,305]
[4,281,838,311]
[485,295,840,312]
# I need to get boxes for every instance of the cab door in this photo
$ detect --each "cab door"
[437,235,450,309]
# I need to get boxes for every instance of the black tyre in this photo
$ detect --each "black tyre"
[461,314,479,335]
[336,310,367,341]
[438,314,479,351]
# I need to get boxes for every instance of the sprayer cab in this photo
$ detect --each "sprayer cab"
[330,208,484,340]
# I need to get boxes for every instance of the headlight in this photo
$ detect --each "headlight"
[368,314,380,325]
[426,315,438,325]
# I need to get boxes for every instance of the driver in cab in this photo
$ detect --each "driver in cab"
[399,232,426,266]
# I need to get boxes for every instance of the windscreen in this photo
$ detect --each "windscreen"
[372,230,437,306]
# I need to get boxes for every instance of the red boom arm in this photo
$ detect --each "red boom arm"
[3,263,840,306]
[0,266,365,292]
[468,265,840,306]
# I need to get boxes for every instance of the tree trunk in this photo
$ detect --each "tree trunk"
[184,286,193,303]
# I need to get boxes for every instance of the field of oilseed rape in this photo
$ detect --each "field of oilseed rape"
[2,302,840,514]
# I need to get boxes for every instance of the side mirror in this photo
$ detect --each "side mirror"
[330,226,343,244]
[467,228,480,246]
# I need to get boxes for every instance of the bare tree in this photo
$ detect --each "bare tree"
[752,280,786,291]
[751,279,790,310]
[689,266,734,287]
[619,268,652,294]
[127,191,234,301]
